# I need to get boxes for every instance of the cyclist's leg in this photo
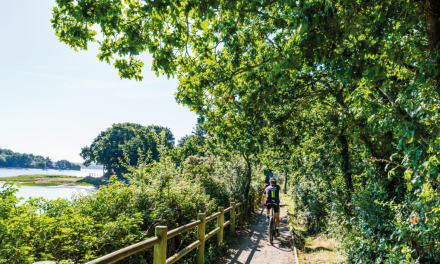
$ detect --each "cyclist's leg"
[265,205,272,225]
[274,204,280,236]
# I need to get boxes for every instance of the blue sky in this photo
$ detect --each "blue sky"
[0,0,198,162]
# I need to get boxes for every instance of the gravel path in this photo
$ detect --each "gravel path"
[214,204,295,264]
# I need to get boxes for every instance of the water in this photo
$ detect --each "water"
[0,168,104,178]
[13,185,91,202]
[0,168,99,202]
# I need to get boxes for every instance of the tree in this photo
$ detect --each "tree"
[7,154,33,168]
[52,1,440,261]
[80,123,174,174]
[55,160,81,170]
[45,157,53,168]
[173,120,210,165]
[0,155,6,167]
[0,149,53,168]
[177,121,208,150]
[36,161,46,169]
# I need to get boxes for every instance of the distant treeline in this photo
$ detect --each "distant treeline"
[0,148,80,170]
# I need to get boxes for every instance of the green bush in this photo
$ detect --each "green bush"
[1,136,262,263]
[285,132,440,263]
[0,175,217,263]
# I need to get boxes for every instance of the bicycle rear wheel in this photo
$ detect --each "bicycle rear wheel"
[269,218,274,245]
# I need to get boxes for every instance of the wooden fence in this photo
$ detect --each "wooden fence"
[85,193,262,264]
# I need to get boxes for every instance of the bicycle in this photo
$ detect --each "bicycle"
[268,207,276,245]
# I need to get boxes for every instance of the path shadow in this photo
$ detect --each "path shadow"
[304,246,334,253]
[214,206,293,264]
[222,208,265,264]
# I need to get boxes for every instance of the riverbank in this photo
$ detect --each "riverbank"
[0,166,79,171]
[0,174,103,188]
[0,168,104,178]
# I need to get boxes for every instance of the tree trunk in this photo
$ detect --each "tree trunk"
[338,127,354,194]
[426,0,440,92]
[426,0,440,55]
[284,170,288,194]
[243,153,252,198]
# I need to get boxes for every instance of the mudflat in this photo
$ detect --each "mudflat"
[0,174,101,187]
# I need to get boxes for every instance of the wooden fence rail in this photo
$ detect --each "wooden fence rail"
[85,192,261,264]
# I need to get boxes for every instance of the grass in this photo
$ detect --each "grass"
[21,180,80,187]
[0,174,103,187]
[0,174,79,182]
[281,194,340,264]
[77,177,106,186]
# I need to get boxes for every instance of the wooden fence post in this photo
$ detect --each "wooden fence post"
[217,206,224,245]
[230,202,236,236]
[239,201,244,226]
[196,213,206,264]
[153,226,167,264]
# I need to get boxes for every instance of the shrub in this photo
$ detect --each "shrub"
[1,137,262,263]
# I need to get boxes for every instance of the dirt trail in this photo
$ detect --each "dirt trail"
[215,204,295,264]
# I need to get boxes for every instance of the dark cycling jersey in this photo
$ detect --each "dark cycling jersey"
[265,184,281,205]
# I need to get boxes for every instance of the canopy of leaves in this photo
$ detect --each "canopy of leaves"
[80,123,174,174]
[52,0,440,261]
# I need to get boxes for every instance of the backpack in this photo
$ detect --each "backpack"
[265,184,280,204]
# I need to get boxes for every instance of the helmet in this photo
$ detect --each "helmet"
[269,177,276,184]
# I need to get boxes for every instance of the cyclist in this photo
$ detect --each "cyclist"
[263,178,281,237]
